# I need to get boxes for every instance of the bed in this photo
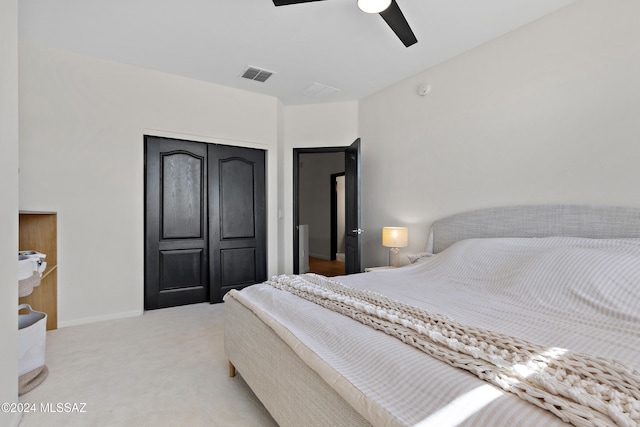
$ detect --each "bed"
[224,205,640,427]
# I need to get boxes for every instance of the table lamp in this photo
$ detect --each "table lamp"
[382,226,408,267]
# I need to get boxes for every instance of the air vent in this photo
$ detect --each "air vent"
[241,66,275,83]
[302,83,340,99]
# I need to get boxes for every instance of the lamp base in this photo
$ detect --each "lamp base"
[389,247,401,267]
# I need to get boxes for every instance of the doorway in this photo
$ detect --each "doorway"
[144,135,267,309]
[293,139,361,276]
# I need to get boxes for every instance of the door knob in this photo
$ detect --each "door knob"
[352,228,364,235]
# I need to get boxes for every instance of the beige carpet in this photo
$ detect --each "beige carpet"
[18,303,277,427]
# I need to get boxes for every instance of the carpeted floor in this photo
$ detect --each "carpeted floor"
[18,303,277,427]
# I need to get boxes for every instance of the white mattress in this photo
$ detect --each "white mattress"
[227,237,640,426]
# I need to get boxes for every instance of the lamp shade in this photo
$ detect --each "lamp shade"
[382,227,408,248]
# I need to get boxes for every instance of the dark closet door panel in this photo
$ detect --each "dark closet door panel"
[220,158,256,239]
[160,249,205,291]
[145,136,209,310]
[162,152,204,239]
[220,248,257,289]
[209,144,266,303]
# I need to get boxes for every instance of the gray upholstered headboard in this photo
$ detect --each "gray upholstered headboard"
[427,204,640,254]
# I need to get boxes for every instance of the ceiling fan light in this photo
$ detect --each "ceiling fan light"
[357,0,392,14]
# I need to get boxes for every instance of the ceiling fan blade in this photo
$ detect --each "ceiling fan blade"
[379,0,417,47]
[272,0,325,5]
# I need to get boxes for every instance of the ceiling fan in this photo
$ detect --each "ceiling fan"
[272,0,418,47]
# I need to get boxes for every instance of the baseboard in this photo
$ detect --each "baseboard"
[57,309,143,328]
[309,252,330,260]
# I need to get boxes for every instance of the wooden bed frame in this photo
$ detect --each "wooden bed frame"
[225,204,640,426]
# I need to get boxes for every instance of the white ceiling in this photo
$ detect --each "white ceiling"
[19,0,575,105]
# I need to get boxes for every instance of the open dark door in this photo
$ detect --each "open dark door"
[344,138,362,274]
[293,141,361,275]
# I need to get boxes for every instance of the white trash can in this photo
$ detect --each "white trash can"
[18,304,47,377]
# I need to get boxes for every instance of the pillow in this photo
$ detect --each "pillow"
[407,252,433,264]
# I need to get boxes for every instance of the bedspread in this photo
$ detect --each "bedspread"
[226,237,640,426]
[266,273,640,427]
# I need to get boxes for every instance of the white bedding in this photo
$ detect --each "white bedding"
[227,237,640,426]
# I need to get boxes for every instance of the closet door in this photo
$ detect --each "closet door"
[208,144,266,303]
[145,136,209,309]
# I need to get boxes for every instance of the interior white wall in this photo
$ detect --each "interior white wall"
[0,0,21,424]
[276,101,287,273]
[359,0,640,268]
[281,102,359,273]
[19,43,280,326]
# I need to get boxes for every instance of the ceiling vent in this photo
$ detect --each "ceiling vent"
[241,66,275,83]
[302,83,340,99]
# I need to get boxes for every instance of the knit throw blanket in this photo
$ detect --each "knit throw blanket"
[266,273,640,427]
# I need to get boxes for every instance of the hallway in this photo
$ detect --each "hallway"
[309,257,345,277]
